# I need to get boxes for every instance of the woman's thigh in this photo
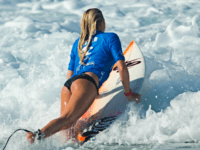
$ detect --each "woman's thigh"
[60,86,71,116]
[61,78,97,123]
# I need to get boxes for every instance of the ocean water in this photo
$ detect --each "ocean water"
[0,0,200,150]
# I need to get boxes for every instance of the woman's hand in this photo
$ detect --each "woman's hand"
[26,132,36,143]
[126,92,141,104]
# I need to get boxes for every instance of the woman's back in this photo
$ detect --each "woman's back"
[68,31,125,87]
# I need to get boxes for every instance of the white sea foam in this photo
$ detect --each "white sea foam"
[0,0,200,149]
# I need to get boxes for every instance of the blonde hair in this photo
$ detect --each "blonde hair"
[78,8,104,65]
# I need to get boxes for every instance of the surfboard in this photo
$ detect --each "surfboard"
[75,41,145,143]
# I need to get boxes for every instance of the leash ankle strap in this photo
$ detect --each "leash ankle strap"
[34,129,45,140]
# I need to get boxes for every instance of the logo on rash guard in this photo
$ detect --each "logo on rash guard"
[113,58,142,73]
[76,38,98,73]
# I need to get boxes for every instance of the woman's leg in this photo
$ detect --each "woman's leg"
[60,86,74,140]
[60,86,71,116]
[40,78,97,138]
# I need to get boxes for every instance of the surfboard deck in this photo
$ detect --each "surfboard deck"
[74,41,145,143]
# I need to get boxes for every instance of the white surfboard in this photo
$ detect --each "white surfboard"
[76,41,145,142]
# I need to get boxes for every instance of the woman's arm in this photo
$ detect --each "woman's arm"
[116,60,141,103]
[67,70,74,79]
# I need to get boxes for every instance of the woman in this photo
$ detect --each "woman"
[27,8,141,143]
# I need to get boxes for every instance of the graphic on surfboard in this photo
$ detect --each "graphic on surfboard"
[70,41,145,143]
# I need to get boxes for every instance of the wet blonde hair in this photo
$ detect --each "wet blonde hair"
[78,8,104,65]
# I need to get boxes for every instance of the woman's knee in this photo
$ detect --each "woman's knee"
[61,115,78,129]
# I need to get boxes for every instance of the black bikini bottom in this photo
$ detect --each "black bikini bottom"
[64,73,99,95]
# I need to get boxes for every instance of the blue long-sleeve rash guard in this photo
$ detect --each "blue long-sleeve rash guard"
[68,31,125,88]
